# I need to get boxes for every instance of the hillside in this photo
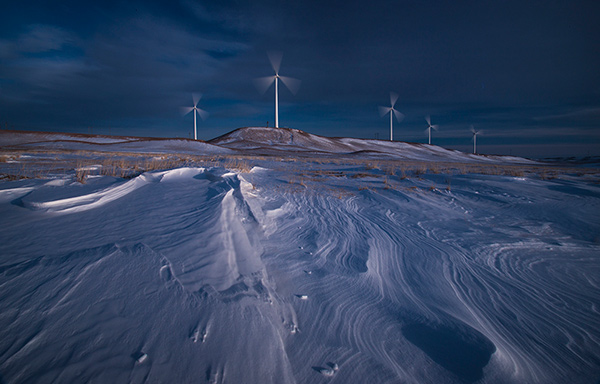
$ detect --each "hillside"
[209,127,532,163]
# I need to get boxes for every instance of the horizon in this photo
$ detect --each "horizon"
[4,125,599,161]
[1,1,599,158]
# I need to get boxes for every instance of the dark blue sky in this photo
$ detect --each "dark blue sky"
[1,0,599,157]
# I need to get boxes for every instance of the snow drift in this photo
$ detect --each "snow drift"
[0,129,599,383]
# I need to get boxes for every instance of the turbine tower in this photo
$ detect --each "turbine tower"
[379,92,404,141]
[425,115,438,145]
[181,93,208,140]
[470,125,482,154]
[255,52,301,128]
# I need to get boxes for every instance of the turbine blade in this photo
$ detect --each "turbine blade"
[390,92,399,108]
[432,124,439,131]
[192,93,202,107]
[379,106,392,117]
[470,125,475,133]
[425,115,431,125]
[254,76,276,94]
[393,109,405,122]
[180,106,194,116]
[279,75,301,95]
[196,108,209,121]
[268,51,283,74]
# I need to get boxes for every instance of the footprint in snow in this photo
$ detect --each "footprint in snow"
[133,352,148,363]
[191,327,207,343]
[313,362,338,377]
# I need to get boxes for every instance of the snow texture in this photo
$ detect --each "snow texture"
[1,129,599,383]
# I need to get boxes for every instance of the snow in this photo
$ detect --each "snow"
[209,127,536,164]
[0,130,232,156]
[1,129,599,383]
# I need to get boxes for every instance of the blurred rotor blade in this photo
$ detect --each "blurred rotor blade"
[254,76,276,94]
[390,92,399,108]
[425,115,431,125]
[279,75,301,95]
[192,93,202,107]
[393,109,405,122]
[432,124,439,131]
[470,125,475,133]
[196,108,209,121]
[268,51,283,74]
[379,106,392,117]
[424,128,431,134]
[180,106,194,116]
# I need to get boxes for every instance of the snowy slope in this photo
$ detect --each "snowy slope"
[209,127,533,164]
[1,150,599,383]
[0,130,233,156]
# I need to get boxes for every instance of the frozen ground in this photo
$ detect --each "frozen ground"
[1,129,599,383]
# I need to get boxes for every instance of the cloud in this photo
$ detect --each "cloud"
[17,24,77,53]
[0,24,79,60]
[0,14,252,127]
[533,108,600,122]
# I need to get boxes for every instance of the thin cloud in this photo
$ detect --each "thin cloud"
[533,107,600,122]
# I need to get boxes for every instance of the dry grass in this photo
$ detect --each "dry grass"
[224,159,252,173]
[383,176,394,190]
[399,167,408,180]
[75,168,89,183]
[1,147,597,188]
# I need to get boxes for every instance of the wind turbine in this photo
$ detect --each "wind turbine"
[425,115,438,145]
[379,92,404,141]
[470,125,482,154]
[255,52,301,128]
[181,93,208,140]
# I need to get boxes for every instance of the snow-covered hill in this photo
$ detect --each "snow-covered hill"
[0,130,233,156]
[0,129,599,383]
[1,127,534,164]
[209,127,532,163]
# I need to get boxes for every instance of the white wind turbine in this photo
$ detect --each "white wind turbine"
[255,52,301,128]
[181,93,208,140]
[470,125,482,154]
[425,115,438,145]
[379,92,404,141]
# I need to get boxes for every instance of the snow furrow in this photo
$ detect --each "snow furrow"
[1,160,599,383]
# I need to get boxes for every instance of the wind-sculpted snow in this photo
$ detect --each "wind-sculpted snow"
[0,162,599,383]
